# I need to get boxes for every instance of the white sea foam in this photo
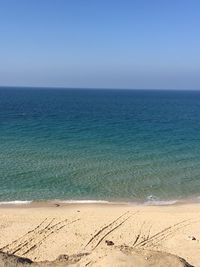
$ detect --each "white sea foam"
[0,200,32,205]
[141,195,177,205]
[58,199,179,206]
[57,199,111,204]
[144,199,178,206]
[0,198,182,206]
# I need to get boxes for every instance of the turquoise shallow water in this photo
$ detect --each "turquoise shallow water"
[1,87,200,203]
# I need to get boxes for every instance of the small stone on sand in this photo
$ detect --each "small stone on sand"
[105,240,114,246]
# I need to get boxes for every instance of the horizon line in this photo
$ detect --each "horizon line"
[0,85,200,92]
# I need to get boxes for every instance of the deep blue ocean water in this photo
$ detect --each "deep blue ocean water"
[1,87,200,203]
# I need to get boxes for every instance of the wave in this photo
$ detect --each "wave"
[0,197,199,206]
[0,200,32,205]
[142,195,178,206]
[56,199,111,204]
[144,199,178,206]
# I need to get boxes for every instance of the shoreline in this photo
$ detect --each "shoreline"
[0,196,200,208]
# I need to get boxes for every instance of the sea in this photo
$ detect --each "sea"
[1,87,200,205]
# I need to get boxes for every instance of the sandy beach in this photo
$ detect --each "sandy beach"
[0,202,199,266]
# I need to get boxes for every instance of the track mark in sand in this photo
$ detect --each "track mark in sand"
[132,221,147,247]
[85,212,129,248]
[0,217,80,256]
[84,211,137,251]
[22,218,80,256]
[0,218,60,254]
[136,219,190,248]
[132,218,200,248]
[0,217,49,251]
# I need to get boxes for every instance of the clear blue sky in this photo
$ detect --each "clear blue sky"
[0,0,200,89]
